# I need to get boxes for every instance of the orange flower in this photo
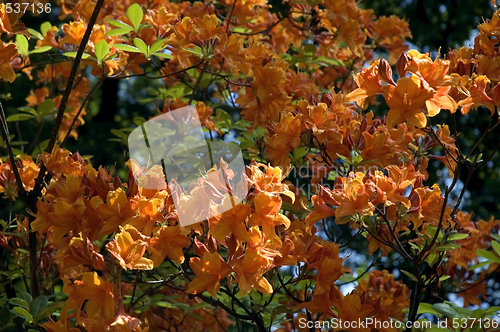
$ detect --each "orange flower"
[304,185,337,226]
[411,184,446,230]
[149,224,191,266]
[232,246,274,296]
[314,257,346,295]
[55,230,107,278]
[92,188,134,236]
[457,75,496,115]
[246,162,295,201]
[331,172,377,221]
[211,200,251,245]
[60,21,86,46]
[0,42,17,83]
[332,294,374,332]
[382,75,434,128]
[63,272,115,326]
[0,4,28,37]
[355,270,410,321]
[187,252,232,297]
[106,225,154,270]
[32,174,87,241]
[346,60,381,107]
[457,272,488,307]
[248,193,290,240]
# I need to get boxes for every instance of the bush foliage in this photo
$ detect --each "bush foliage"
[1,0,500,331]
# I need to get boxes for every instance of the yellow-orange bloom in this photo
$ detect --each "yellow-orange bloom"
[106,225,154,270]
[383,75,434,128]
[187,252,232,297]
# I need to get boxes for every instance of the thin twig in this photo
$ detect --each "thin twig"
[0,101,26,196]
[61,75,106,147]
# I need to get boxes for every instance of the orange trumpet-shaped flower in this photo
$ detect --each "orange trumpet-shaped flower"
[92,187,134,236]
[314,257,346,295]
[187,252,232,297]
[332,293,374,332]
[331,172,376,221]
[457,75,496,115]
[304,185,337,226]
[211,199,251,245]
[383,75,434,128]
[60,21,86,46]
[248,193,291,240]
[346,60,382,107]
[63,272,115,326]
[106,225,154,270]
[233,247,274,296]
[149,224,191,266]
[0,42,17,83]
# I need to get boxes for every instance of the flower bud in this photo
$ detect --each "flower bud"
[379,59,396,85]
[396,52,408,78]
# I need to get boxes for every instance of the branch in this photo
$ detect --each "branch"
[46,0,105,156]
[61,75,106,147]
[374,206,412,260]
[0,101,26,196]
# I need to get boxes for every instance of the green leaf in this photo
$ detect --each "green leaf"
[18,107,37,116]
[467,260,491,271]
[313,56,344,67]
[448,233,469,241]
[133,117,146,126]
[491,241,500,257]
[107,19,133,29]
[417,303,441,315]
[153,301,177,309]
[111,129,129,141]
[37,99,56,118]
[336,153,350,163]
[151,52,172,59]
[435,244,461,251]
[232,26,252,33]
[432,303,460,318]
[40,22,52,36]
[95,39,110,64]
[31,139,49,157]
[304,44,316,56]
[126,3,143,31]
[11,307,33,323]
[7,114,35,122]
[9,298,29,309]
[281,201,298,214]
[133,38,148,55]
[439,275,451,281]
[484,306,500,316]
[426,225,437,239]
[476,249,500,264]
[113,44,141,53]
[63,52,92,60]
[149,39,166,55]
[183,46,203,57]
[16,35,29,56]
[30,296,48,322]
[27,28,44,40]
[11,141,29,146]
[30,46,53,54]
[401,270,418,282]
[106,27,133,37]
